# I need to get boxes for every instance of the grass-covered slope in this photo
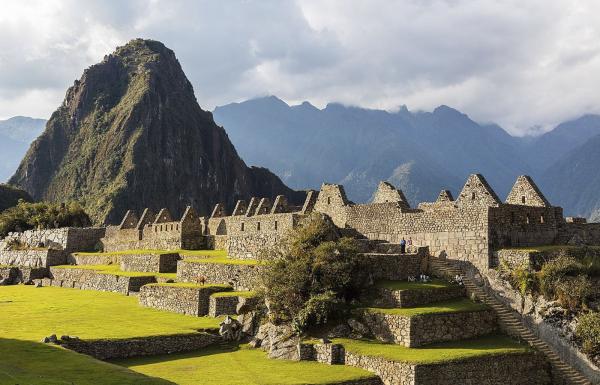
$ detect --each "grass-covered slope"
[0,285,221,340]
[114,344,377,385]
[0,183,32,212]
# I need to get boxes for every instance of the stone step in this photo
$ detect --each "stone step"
[428,257,593,385]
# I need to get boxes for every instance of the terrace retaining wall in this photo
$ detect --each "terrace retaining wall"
[138,284,230,316]
[177,260,262,291]
[48,267,156,295]
[120,253,179,273]
[0,249,66,268]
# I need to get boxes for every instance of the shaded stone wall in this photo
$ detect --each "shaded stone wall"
[0,249,66,268]
[120,253,179,273]
[176,260,262,290]
[361,309,497,347]
[48,267,155,295]
[1,227,105,253]
[342,350,550,385]
[557,223,600,245]
[60,333,220,360]
[363,251,426,281]
[139,284,229,316]
[370,285,465,308]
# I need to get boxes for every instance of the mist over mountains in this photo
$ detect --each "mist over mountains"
[0,117,46,182]
[213,96,600,219]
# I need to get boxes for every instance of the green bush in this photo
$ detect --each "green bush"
[259,213,366,333]
[0,200,91,237]
[538,256,584,299]
[554,275,592,311]
[576,312,600,355]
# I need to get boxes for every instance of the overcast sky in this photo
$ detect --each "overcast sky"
[1,0,599,135]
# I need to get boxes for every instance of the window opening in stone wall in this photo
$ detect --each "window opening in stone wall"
[521,196,526,204]
[510,212,515,224]
[155,226,157,233]
[327,197,331,205]
[540,215,545,224]
[176,224,179,230]
[241,223,245,232]
[257,222,261,231]
[471,192,476,200]
[274,221,278,230]
[526,215,530,224]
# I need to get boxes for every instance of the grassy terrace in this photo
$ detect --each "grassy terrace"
[52,264,177,280]
[73,249,228,258]
[148,282,232,290]
[374,279,453,291]
[211,290,257,298]
[361,298,488,317]
[0,285,222,340]
[335,335,531,364]
[185,256,260,266]
[113,344,377,385]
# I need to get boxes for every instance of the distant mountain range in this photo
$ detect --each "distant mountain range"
[3,93,600,220]
[213,96,600,220]
[0,117,46,182]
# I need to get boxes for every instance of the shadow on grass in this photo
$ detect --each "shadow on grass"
[0,338,175,385]
[111,342,242,367]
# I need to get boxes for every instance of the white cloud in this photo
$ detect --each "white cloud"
[0,0,599,134]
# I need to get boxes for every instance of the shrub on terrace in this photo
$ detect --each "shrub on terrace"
[0,200,91,237]
[576,312,600,355]
[258,213,367,333]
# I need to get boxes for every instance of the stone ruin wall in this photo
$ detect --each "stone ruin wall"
[1,227,105,253]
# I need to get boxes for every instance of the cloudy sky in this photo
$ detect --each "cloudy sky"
[1,0,599,135]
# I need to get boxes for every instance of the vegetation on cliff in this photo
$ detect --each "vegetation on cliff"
[259,214,367,332]
[0,200,91,237]
[0,184,32,212]
[10,39,299,224]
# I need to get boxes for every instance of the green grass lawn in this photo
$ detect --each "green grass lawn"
[335,335,530,364]
[374,279,453,291]
[73,249,228,258]
[0,339,170,385]
[361,298,488,317]
[0,285,222,341]
[185,256,260,266]
[113,344,377,385]
[52,264,177,280]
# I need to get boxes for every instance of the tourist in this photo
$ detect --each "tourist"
[400,237,406,254]
[407,237,413,252]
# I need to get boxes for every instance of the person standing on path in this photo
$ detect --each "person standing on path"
[400,238,406,254]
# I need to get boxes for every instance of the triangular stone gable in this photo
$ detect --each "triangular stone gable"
[457,174,501,206]
[255,198,272,215]
[316,183,350,208]
[232,200,247,216]
[301,190,318,214]
[210,203,227,218]
[436,190,454,202]
[372,181,409,208]
[271,195,289,214]
[245,197,259,217]
[154,208,174,224]
[505,175,551,207]
[136,208,155,229]
[119,210,139,229]
[181,206,200,224]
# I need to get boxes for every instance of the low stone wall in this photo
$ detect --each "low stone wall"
[208,294,259,317]
[60,333,220,360]
[371,285,465,308]
[67,254,121,266]
[0,249,66,268]
[342,350,550,385]
[361,309,497,347]
[0,266,18,284]
[177,260,262,290]
[120,253,179,273]
[138,284,230,316]
[1,227,105,253]
[363,253,424,281]
[48,267,156,295]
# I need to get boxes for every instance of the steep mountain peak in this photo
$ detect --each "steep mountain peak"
[10,39,298,223]
[432,105,467,119]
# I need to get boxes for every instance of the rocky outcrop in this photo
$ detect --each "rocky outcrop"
[10,39,301,224]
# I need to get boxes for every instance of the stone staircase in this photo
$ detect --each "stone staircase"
[429,257,592,385]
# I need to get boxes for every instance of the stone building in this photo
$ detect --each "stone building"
[100,174,600,268]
